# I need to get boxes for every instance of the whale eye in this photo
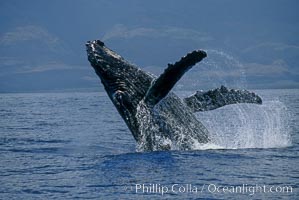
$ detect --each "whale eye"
[113,90,124,101]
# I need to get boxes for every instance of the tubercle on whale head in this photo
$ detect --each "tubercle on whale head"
[86,39,104,47]
[86,40,122,64]
[95,40,104,47]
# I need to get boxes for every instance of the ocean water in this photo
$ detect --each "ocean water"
[0,89,298,199]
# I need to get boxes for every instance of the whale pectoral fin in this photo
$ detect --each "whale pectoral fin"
[184,86,263,112]
[144,50,207,106]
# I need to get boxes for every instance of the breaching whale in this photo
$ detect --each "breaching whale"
[86,40,262,151]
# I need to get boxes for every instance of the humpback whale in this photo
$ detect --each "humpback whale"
[86,40,262,151]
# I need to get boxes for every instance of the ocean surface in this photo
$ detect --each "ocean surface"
[0,89,298,199]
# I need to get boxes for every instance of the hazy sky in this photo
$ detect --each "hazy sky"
[0,0,298,92]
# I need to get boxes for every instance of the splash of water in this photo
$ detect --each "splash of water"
[195,100,291,149]
[135,97,291,151]
[175,49,248,91]
[205,49,247,88]
[192,50,291,149]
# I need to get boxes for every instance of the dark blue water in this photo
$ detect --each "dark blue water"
[0,89,298,199]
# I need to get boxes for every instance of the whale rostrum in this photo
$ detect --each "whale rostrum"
[86,40,262,151]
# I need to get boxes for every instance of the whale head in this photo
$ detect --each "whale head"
[86,40,153,141]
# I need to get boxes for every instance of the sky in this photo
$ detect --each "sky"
[0,0,298,92]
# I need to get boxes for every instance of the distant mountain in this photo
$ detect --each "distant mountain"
[0,0,298,92]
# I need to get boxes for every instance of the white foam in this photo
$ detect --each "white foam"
[192,141,225,150]
[197,100,292,149]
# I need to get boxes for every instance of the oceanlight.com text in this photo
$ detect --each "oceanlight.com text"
[124,183,293,196]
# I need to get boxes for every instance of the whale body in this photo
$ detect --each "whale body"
[86,40,262,151]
